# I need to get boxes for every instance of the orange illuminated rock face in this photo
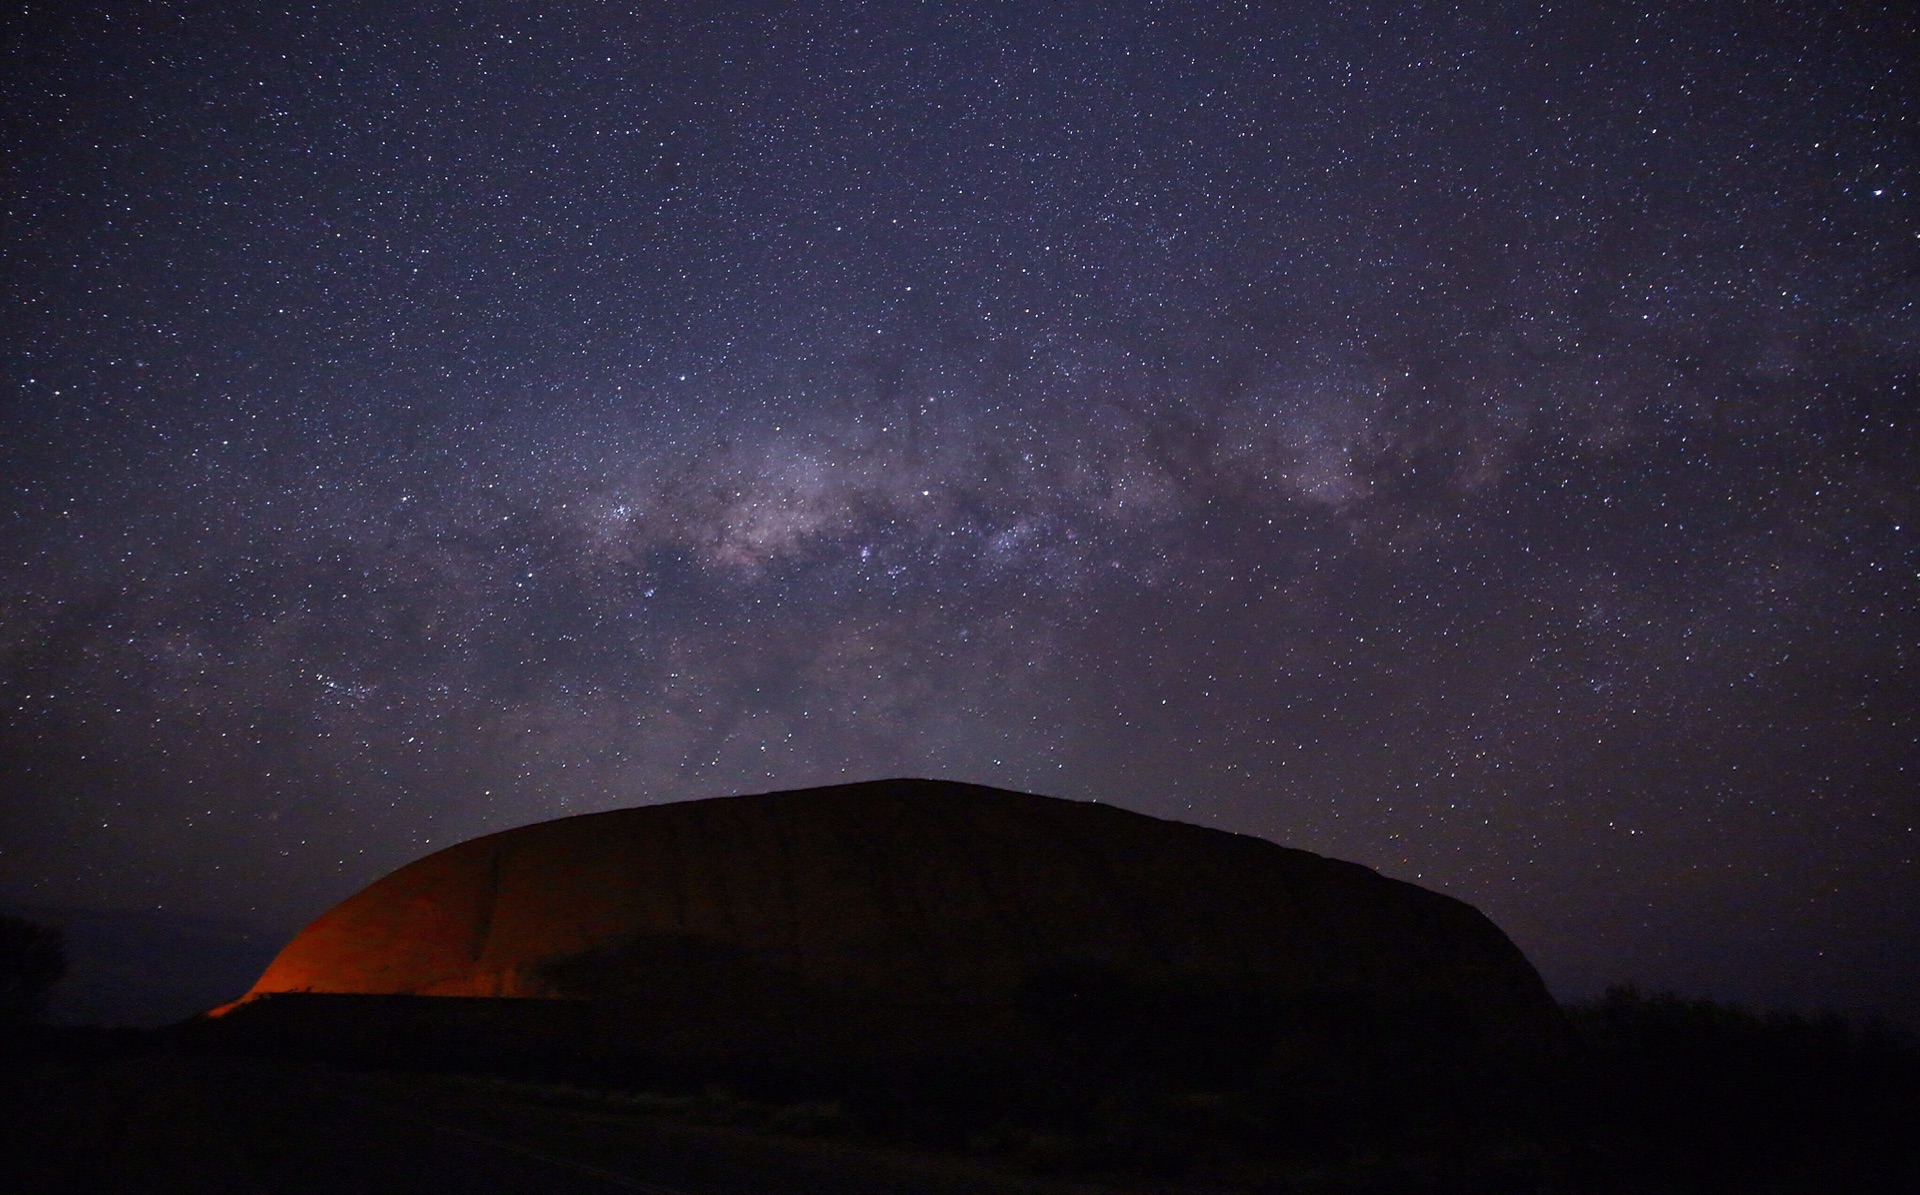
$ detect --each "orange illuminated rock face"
[229,779,1558,1045]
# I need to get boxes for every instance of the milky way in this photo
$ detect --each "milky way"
[3,1,1916,1023]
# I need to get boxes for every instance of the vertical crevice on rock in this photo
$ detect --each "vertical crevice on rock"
[469,848,502,963]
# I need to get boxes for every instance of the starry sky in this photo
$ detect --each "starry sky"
[3,1,1916,1026]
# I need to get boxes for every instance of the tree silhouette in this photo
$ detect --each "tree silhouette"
[0,915,65,1024]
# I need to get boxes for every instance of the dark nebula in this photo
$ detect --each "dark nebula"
[2,2,1915,1025]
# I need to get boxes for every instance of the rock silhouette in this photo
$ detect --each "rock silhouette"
[218,780,1560,1081]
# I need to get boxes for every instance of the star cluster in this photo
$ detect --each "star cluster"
[3,1,1916,1022]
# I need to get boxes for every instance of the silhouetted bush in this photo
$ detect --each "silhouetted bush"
[0,916,65,1025]
[1014,963,1288,1084]
[1564,985,1920,1192]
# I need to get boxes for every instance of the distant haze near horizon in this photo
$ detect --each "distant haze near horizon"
[4,3,1915,1030]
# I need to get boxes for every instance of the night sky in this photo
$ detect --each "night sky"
[3,1,1916,1027]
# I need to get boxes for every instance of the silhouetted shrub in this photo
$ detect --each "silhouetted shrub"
[1565,985,1920,1192]
[1014,963,1287,1084]
[0,916,65,1025]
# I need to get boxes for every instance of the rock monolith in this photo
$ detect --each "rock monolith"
[217,779,1561,1078]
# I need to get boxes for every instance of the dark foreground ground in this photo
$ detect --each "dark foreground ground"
[4,989,1918,1194]
[1,1041,1145,1195]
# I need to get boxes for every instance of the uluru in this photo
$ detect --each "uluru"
[212,779,1561,1088]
